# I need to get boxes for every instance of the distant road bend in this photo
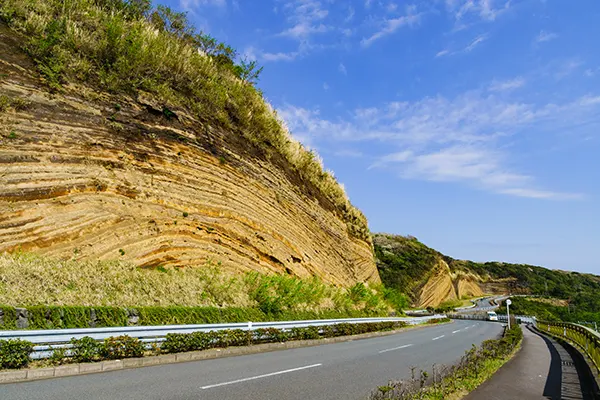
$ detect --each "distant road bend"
[1,320,503,400]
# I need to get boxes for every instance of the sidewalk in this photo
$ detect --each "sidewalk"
[464,325,587,400]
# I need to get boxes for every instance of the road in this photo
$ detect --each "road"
[0,320,503,400]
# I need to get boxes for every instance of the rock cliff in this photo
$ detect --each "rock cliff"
[0,23,379,287]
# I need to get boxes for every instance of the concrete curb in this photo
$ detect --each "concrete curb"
[0,322,451,384]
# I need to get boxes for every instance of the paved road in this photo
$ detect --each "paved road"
[0,320,503,400]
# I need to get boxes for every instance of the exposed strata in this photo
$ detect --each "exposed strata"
[0,24,379,287]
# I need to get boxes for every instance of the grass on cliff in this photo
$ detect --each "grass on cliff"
[0,252,394,316]
[0,0,369,242]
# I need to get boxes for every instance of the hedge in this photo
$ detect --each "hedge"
[0,305,384,330]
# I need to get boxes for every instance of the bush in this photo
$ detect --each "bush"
[0,339,33,369]
[70,336,100,363]
[99,335,145,359]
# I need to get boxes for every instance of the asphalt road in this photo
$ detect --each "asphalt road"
[0,320,503,400]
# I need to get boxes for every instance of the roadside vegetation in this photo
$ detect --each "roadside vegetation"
[0,253,410,329]
[0,0,369,240]
[0,321,413,370]
[370,323,523,400]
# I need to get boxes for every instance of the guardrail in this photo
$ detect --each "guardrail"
[449,313,537,324]
[538,321,600,372]
[0,315,446,359]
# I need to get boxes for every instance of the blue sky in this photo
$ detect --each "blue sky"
[164,0,600,274]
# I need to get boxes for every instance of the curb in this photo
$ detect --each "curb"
[0,322,451,384]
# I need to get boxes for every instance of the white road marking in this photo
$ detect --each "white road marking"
[378,344,414,354]
[200,363,322,389]
[452,329,461,334]
[432,335,445,341]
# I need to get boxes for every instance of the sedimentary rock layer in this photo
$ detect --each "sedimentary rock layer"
[0,25,379,286]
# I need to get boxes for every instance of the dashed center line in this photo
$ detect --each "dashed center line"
[432,335,445,341]
[200,363,322,389]
[452,329,462,334]
[378,344,414,354]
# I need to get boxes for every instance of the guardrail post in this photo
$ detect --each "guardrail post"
[248,321,252,330]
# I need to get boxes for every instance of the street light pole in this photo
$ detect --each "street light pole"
[506,299,512,330]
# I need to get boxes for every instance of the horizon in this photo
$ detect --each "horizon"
[162,0,600,275]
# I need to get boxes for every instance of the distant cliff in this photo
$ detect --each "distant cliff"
[373,233,598,307]
[0,3,379,288]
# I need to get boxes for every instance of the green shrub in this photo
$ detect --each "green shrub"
[70,336,100,363]
[100,335,145,359]
[48,346,69,366]
[290,326,320,340]
[162,333,195,353]
[0,339,33,369]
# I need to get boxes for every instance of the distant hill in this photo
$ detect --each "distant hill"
[373,233,600,309]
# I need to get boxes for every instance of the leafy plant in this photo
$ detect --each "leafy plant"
[99,335,145,359]
[70,336,100,363]
[0,339,33,369]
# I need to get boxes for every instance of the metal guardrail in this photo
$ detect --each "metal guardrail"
[538,321,600,372]
[449,313,537,324]
[0,315,446,359]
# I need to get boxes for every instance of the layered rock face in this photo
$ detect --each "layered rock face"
[0,25,379,287]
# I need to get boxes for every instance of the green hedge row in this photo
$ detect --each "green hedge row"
[0,321,408,369]
[0,305,383,330]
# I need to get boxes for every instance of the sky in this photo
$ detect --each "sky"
[162,0,600,274]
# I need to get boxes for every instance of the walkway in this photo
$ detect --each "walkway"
[464,325,594,400]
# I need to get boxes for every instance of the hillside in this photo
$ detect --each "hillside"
[0,1,379,288]
[374,233,600,308]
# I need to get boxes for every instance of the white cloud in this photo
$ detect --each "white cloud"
[361,7,421,47]
[464,34,488,52]
[339,63,347,75]
[279,89,599,199]
[279,23,329,38]
[323,82,329,90]
[489,77,525,92]
[554,60,583,79]
[445,0,510,22]
[244,46,300,62]
[278,0,330,40]
[180,0,226,10]
[435,33,488,57]
[535,30,559,44]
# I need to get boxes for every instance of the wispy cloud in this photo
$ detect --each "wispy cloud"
[244,46,300,62]
[489,77,525,92]
[445,0,511,22]
[339,63,347,75]
[554,60,583,80]
[361,6,421,47]
[436,33,489,57]
[535,30,559,44]
[323,82,329,90]
[464,34,488,52]
[279,89,599,199]
[278,0,330,40]
[180,0,226,11]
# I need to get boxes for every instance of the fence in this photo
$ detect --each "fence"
[537,321,600,372]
